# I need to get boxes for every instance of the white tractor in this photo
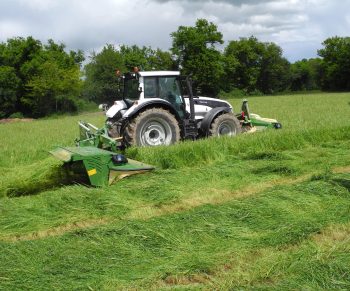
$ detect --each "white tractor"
[103,70,280,148]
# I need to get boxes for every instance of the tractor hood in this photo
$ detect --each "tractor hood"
[106,100,128,118]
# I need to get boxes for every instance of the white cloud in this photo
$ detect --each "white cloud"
[18,0,59,11]
[0,20,28,39]
[0,0,349,62]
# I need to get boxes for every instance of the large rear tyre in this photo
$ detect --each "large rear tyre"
[209,113,241,137]
[106,118,120,138]
[124,108,180,147]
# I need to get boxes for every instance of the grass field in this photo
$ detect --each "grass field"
[1,92,350,290]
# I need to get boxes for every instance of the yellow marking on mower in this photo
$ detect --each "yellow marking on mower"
[87,168,97,176]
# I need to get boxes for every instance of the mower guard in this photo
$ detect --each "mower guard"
[50,146,154,187]
[240,99,282,131]
[249,113,282,130]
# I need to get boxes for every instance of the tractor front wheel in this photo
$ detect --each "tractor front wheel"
[209,113,241,137]
[124,108,180,147]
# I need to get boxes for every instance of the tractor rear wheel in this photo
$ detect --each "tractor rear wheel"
[124,108,180,147]
[209,113,241,137]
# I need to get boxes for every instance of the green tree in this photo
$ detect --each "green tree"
[290,58,322,91]
[84,44,125,104]
[120,45,175,71]
[83,44,175,104]
[318,36,350,91]
[171,19,224,96]
[224,36,263,93]
[148,48,175,71]
[0,37,84,117]
[257,42,291,94]
[224,36,290,94]
[0,37,42,114]
[25,61,82,116]
[0,66,20,117]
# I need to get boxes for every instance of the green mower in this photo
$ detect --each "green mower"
[50,122,154,187]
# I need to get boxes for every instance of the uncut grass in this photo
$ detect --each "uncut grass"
[0,92,349,169]
[0,112,104,168]
[1,173,350,290]
[228,92,350,130]
[127,125,350,169]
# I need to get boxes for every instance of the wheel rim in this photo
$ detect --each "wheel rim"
[139,118,172,146]
[218,121,237,136]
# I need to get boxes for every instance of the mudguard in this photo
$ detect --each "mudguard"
[125,99,183,122]
[200,107,232,136]
[106,100,127,118]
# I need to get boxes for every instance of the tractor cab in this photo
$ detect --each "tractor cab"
[123,71,187,119]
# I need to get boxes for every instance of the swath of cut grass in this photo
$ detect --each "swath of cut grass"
[1,123,350,243]
[3,164,348,242]
[1,172,350,290]
[1,123,349,199]
[0,157,91,198]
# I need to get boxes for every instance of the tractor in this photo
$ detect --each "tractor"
[49,70,281,186]
[104,70,281,148]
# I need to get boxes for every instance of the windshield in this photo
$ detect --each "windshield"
[123,77,140,100]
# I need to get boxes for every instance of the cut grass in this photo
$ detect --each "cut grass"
[1,172,350,290]
[0,92,350,289]
[1,141,349,240]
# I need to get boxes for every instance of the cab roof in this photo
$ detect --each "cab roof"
[138,71,180,77]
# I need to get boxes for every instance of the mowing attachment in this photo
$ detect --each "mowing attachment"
[50,146,154,187]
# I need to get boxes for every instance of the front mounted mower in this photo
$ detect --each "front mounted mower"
[49,121,154,187]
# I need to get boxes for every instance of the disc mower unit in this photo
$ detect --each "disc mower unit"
[76,121,120,152]
[249,114,282,130]
[50,146,154,187]
[240,99,282,131]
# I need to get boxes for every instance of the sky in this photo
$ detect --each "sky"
[0,0,349,62]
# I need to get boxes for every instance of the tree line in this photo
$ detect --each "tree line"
[1,19,350,118]
[0,37,84,118]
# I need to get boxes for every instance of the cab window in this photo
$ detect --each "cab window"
[123,78,140,100]
[144,76,185,117]
[144,77,157,98]
[159,76,185,117]
[158,77,183,106]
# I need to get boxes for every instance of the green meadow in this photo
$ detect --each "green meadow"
[1,92,350,290]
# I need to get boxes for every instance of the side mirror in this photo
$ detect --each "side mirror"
[98,104,109,111]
